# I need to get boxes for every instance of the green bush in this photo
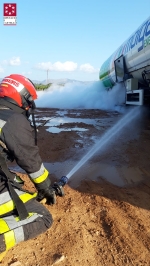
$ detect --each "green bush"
[33,83,52,91]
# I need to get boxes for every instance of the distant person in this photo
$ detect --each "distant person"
[0,74,56,262]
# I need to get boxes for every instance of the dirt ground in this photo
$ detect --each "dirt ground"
[1,107,150,266]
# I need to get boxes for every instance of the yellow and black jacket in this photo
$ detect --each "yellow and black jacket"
[0,101,53,255]
[0,102,51,217]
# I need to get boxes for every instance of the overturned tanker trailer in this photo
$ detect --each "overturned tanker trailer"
[99,16,150,105]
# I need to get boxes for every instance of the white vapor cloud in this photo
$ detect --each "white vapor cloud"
[79,63,99,73]
[36,81,125,110]
[36,61,77,72]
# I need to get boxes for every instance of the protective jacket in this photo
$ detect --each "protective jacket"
[0,102,53,254]
[0,104,50,192]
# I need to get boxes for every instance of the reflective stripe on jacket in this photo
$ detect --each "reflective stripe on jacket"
[29,163,49,184]
[0,107,51,191]
[1,212,43,250]
[0,189,37,217]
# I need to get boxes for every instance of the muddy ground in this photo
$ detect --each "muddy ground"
[1,107,150,266]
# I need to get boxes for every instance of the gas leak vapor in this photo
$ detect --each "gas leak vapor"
[36,81,126,110]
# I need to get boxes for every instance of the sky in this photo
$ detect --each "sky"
[0,0,150,82]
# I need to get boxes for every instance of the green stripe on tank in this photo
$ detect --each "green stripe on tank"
[99,57,114,88]
[103,78,114,88]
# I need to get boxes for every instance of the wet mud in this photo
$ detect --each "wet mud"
[3,107,150,266]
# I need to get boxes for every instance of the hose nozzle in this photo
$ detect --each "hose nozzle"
[52,176,68,197]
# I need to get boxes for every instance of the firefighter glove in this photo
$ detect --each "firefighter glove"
[37,187,56,205]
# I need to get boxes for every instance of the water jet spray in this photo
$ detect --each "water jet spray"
[66,106,141,180]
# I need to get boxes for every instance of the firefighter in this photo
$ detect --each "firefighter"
[0,74,56,261]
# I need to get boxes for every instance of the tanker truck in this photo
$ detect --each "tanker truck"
[99,16,150,105]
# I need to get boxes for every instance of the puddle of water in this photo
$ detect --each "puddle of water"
[39,116,99,126]
[56,110,69,116]
[46,127,88,133]
[67,112,81,116]
[9,161,145,189]
[35,115,100,133]
[70,163,145,189]
[35,114,118,133]
[35,111,113,126]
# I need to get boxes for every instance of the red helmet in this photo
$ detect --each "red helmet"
[0,74,37,109]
